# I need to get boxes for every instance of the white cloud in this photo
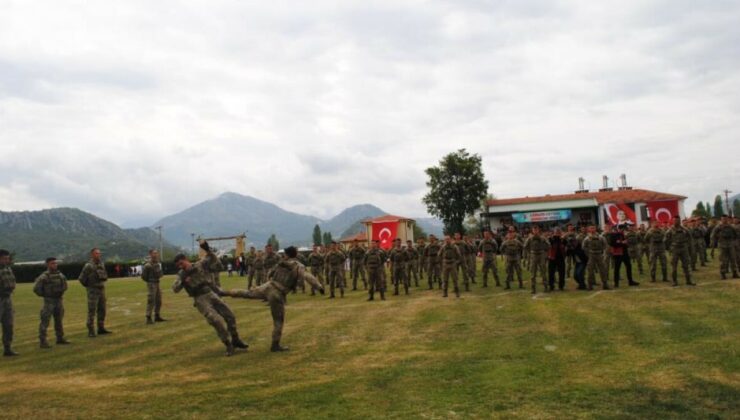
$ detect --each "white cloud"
[0,0,738,226]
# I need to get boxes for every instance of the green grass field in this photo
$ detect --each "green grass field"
[1,258,738,419]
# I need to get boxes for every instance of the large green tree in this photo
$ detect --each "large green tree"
[423,149,489,235]
[691,201,710,218]
[322,232,333,246]
[267,234,280,250]
[713,195,725,217]
[312,224,322,246]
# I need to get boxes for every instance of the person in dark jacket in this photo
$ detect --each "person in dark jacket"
[547,228,567,291]
[610,225,640,287]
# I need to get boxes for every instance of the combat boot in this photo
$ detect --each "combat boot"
[733,273,740,279]
[464,283,470,292]
[56,337,70,345]
[721,273,727,280]
[146,316,154,325]
[40,340,51,349]
[155,315,167,322]
[367,294,374,301]
[271,342,290,352]
[88,327,96,338]
[224,340,235,356]
[393,285,399,296]
[454,287,460,298]
[602,282,610,290]
[404,284,409,295]
[442,289,448,298]
[340,289,344,298]
[98,327,112,335]
[3,345,18,357]
[628,280,640,286]
[380,290,386,301]
[232,336,249,349]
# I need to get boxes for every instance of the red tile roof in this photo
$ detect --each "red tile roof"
[362,214,414,223]
[488,188,686,207]
[339,231,367,243]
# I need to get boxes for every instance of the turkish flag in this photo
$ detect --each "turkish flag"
[372,222,398,250]
[647,200,679,225]
[603,203,637,226]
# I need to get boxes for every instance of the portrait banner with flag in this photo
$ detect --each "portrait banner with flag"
[372,221,398,250]
[646,200,679,225]
[603,202,637,226]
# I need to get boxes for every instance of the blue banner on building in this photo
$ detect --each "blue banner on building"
[512,209,572,223]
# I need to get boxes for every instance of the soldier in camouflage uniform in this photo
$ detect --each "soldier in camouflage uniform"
[582,226,610,290]
[79,248,112,337]
[263,244,281,279]
[645,221,668,282]
[564,224,578,279]
[325,242,347,298]
[221,246,324,352]
[245,247,257,288]
[665,217,695,286]
[439,235,463,298]
[406,240,420,287]
[33,257,70,348]
[690,220,708,269]
[453,233,471,290]
[417,238,427,281]
[141,249,166,325]
[349,240,367,291]
[465,236,477,283]
[308,245,326,295]
[0,250,18,356]
[173,242,247,356]
[389,239,409,295]
[253,251,266,286]
[710,215,738,279]
[479,230,500,287]
[524,226,550,294]
[500,232,524,289]
[425,235,442,289]
[625,225,643,276]
[364,240,387,301]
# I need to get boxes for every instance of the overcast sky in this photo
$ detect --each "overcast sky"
[1,0,738,227]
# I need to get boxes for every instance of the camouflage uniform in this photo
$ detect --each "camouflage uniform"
[665,225,694,286]
[524,234,550,294]
[253,254,266,286]
[325,249,347,298]
[389,246,409,295]
[141,260,163,320]
[79,259,109,335]
[405,245,420,287]
[173,251,244,354]
[263,252,281,279]
[582,234,609,289]
[307,251,325,295]
[364,248,387,300]
[222,258,323,351]
[0,264,16,353]
[478,238,500,287]
[454,240,471,290]
[625,229,643,275]
[425,241,442,289]
[33,269,68,345]
[465,240,477,283]
[245,251,256,288]
[439,242,463,297]
[563,231,578,278]
[691,225,707,269]
[417,241,427,281]
[500,238,524,289]
[645,227,668,282]
[349,245,367,290]
[711,223,738,278]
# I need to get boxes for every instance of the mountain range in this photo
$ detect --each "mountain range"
[0,192,443,262]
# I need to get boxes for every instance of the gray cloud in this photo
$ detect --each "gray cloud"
[0,0,738,226]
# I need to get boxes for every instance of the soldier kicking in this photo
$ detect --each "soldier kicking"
[173,241,248,356]
[220,246,325,352]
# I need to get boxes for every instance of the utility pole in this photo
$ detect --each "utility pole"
[724,189,733,217]
[154,225,163,259]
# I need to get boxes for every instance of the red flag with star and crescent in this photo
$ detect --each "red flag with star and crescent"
[372,222,398,250]
[647,200,679,225]
[603,202,637,226]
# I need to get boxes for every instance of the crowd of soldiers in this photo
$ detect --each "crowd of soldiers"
[0,215,737,358]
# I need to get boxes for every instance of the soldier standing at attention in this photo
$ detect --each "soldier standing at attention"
[417,238,427,282]
[349,240,367,291]
[79,248,112,337]
[710,215,738,279]
[690,219,708,269]
[325,242,347,298]
[389,238,409,295]
[425,235,442,289]
[245,247,257,288]
[582,226,610,290]
[625,225,643,277]
[141,249,166,325]
[465,236,478,284]
[439,235,463,297]
[524,226,550,294]
[500,232,524,289]
[263,244,281,279]
[0,249,18,356]
[253,251,266,286]
[220,246,324,352]
[645,221,668,282]
[173,241,248,356]
[308,245,326,295]
[33,257,70,348]
[453,233,471,290]
[665,216,695,286]
[564,224,578,279]
[406,240,420,287]
[364,240,387,301]
[479,230,500,287]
